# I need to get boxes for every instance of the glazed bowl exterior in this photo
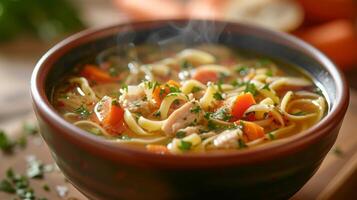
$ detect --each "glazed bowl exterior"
[31,20,349,200]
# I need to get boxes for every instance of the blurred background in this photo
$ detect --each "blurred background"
[0,0,356,199]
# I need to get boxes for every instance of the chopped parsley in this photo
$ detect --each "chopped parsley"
[26,157,45,179]
[238,139,247,149]
[169,86,181,93]
[74,105,91,119]
[153,111,161,118]
[218,72,229,83]
[213,92,224,100]
[121,84,128,92]
[175,131,186,138]
[207,120,217,131]
[145,81,158,90]
[0,168,46,200]
[178,140,192,151]
[159,88,166,98]
[111,99,120,106]
[0,130,14,153]
[204,112,213,120]
[231,80,244,87]
[190,106,201,113]
[258,58,272,66]
[244,82,258,96]
[108,67,119,77]
[235,66,249,76]
[180,60,193,69]
[43,184,50,192]
[212,108,232,121]
[191,86,202,93]
[268,132,275,140]
[23,123,38,135]
[266,69,273,77]
[262,83,270,91]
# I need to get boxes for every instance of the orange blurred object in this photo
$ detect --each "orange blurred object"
[114,0,185,20]
[297,0,357,23]
[296,20,357,69]
[186,0,226,19]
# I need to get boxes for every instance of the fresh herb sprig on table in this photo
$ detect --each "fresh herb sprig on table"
[0,168,48,200]
[0,0,84,42]
[0,122,39,154]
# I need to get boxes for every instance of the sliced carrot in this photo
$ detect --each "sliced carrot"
[80,65,119,83]
[95,96,125,135]
[231,93,256,120]
[192,69,219,84]
[295,20,357,69]
[237,120,265,142]
[146,144,169,154]
[167,80,181,88]
[152,80,180,106]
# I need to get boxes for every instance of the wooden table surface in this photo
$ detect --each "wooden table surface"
[0,1,356,199]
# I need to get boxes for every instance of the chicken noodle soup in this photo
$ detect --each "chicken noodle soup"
[52,44,327,154]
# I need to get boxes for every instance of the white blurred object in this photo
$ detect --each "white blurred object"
[225,0,304,32]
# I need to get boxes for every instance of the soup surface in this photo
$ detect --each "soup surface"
[52,44,327,154]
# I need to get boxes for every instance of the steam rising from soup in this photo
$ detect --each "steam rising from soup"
[52,44,326,154]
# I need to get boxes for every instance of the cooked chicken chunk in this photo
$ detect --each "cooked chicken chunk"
[162,101,203,136]
[213,129,242,149]
[119,85,154,115]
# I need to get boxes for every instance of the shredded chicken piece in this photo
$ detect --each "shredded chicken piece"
[213,129,242,149]
[176,126,202,136]
[119,86,154,115]
[162,101,203,136]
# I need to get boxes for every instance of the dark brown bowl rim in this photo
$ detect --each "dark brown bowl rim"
[31,19,349,168]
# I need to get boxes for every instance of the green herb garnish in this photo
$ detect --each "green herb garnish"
[244,82,258,96]
[258,58,272,66]
[213,92,224,100]
[43,184,50,192]
[268,132,275,140]
[0,168,46,199]
[0,130,14,153]
[212,108,232,121]
[190,106,201,114]
[74,105,91,119]
[108,67,119,77]
[176,131,186,138]
[191,86,202,93]
[121,84,128,92]
[180,60,193,69]
[262,83,270,91]
[0,179,15,193]
[111,99,120,106]
[23,123,38,135]
[235,66,249,76]
[266,70,273,77]
[27,158,44,179]
[178,140,192,151]
[153,111,161,118]
[238,139,247,149]
[169,86,181,93]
